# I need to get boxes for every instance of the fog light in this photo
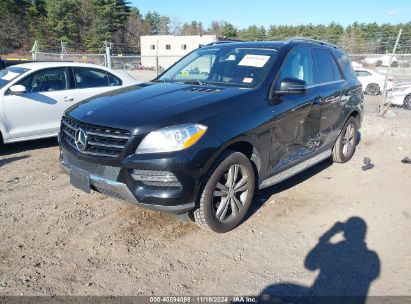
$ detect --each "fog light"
[131,169,181,187]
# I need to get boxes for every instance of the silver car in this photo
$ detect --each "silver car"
[0,62,138,144]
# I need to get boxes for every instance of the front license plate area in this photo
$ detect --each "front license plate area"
[70,169,91,193]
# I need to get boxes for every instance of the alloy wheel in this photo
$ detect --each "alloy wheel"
[212,164,249,223]
[342,123,356,156]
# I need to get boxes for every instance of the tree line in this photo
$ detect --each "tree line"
[1,0,411,55]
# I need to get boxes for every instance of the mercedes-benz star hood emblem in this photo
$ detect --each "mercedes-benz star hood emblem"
[75,128,88,151]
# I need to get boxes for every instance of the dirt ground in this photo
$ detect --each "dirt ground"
[0,95,410,297]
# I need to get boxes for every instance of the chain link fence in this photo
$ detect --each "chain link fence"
[348,53,411,118]
[32,48,411,116]
[33,52,178,75]
[34,52,107,66]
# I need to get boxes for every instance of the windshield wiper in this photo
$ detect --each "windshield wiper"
[180,80,211,86]
[152,79,169,83]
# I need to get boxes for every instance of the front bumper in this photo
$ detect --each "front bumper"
[60,146,197,214]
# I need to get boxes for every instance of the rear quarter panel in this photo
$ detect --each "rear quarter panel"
[334,50,364,130]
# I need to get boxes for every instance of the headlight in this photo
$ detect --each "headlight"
[136,124,207,154]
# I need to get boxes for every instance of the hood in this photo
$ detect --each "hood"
[67,82,257,134]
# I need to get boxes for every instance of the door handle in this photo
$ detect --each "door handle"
[63,97,74,102]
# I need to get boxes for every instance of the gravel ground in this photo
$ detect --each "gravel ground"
[0,95,410,297]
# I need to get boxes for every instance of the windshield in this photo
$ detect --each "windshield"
[0,67,29,89]
[159,46,278,87]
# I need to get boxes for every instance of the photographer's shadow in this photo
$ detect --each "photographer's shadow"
[260,217,380,304]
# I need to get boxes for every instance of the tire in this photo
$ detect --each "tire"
[365,83,380,95]
[332,117,358,163]
[193,150,255,233]
[404,94,411,110]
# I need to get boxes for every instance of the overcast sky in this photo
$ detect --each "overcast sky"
[130,0,411,28]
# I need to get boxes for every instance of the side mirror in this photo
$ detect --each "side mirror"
[9,85,26,94]
[273,78,307,96]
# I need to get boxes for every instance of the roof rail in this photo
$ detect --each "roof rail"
[287,37,339,49]
[204,40,238,47]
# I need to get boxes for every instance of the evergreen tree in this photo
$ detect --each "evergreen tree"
[0,0,32,53]
[0,1,410,55]
[88,0,130,50]
[145,11,161,35]
[45,0,81,49]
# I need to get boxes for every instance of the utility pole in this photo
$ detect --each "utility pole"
[105,41,112,69]
[379,28,402,116]
[30,41,39,61]
[156,39,159,76]
[61,41,68,61]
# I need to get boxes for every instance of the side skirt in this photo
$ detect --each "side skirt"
[259,149,332,189]
[4,132,58,143]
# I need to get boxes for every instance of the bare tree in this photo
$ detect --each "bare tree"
[169,17,182,35]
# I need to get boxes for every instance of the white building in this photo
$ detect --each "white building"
[140,35,218,69]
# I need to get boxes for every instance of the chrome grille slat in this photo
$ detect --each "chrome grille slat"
[80,150,120,157]
[61,116,131,158]
[62,120,75,131]
[87,140,125,149]
[62,129,75,140]
[86,131,129,140]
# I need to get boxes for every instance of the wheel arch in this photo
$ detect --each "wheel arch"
[220,140,261,174]
[349,109,362,127]
[205,137,263,180]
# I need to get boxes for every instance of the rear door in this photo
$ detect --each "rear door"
[3,67,74,139]
[270,46,321,171]
[71,67,122,102]
[311,48,344,148]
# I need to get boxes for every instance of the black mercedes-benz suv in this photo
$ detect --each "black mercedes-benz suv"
[59,38,364,233]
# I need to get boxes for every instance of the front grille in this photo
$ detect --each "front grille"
[62,148,120,180]
[61,116,131,158]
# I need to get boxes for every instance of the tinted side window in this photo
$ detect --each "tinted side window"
[334,51,357,80]
[73,67,110,89]
[279,47,314,86]
[355,70,372,77]
[313,48,335,84]
[332,57,342,80]
[17,68,70,93]
[108,73,122,86]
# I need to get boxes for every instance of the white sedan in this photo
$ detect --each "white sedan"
[0,62,138,144]
[387,82,411,109]
[354,68,393,95]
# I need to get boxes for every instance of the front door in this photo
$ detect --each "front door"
[269,46,322,172]
[3,67,74,139]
